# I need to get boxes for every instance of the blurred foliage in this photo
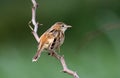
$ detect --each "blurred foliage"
[0,0,120,78]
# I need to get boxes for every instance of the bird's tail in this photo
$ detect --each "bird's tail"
[32,48,43,62]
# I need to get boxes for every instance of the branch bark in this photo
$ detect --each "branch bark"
[29,0,39,42]
[50,51,79,78]
[29,0,79,78]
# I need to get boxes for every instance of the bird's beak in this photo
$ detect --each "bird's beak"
[66,25,72,28]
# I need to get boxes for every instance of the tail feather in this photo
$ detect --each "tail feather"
[32,49,42,62]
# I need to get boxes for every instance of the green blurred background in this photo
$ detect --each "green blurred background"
[0,0,120,78]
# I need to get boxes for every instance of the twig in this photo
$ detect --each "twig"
[29,0,39,43]
[29,0,79,78]
[50,51,79,78]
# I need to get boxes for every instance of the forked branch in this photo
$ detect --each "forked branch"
[50,51,79,78]
[29,0,39,42]
[29,0,79,78]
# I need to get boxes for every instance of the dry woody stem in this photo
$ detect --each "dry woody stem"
[29,0,79,78]
[50,51,79,78]
[29,0,39,42]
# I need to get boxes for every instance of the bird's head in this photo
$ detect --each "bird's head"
[52,22,72,32]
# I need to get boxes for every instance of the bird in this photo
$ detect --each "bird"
[32,22,72,62]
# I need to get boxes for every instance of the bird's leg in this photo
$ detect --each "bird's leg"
[48,50,55,56]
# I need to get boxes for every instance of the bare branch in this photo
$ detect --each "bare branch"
[29,0,39,43]
[29,0,79,78]
[50,51,80,78]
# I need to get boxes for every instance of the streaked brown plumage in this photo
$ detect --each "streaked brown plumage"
[32,22,71,62]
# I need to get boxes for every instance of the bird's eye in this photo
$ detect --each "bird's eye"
[62,25,64,27]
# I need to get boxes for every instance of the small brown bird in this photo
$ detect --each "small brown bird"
[32,22,71,62]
